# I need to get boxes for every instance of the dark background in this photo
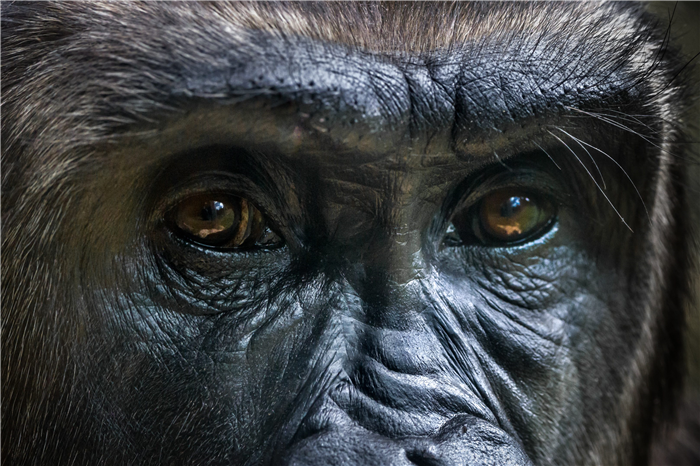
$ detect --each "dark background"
[647,1,700,400]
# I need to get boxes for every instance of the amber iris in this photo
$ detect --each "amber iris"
[478,189,553,243]
[171,193,268,248]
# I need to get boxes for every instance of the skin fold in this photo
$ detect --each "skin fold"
[1,2,696,465]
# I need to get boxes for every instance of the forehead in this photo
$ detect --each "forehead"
[129,2,650,156]
[197,2,634,53]
[3,1,662,179]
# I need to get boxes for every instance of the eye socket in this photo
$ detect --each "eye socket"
[447,188,556,246]
[168,193,282,249]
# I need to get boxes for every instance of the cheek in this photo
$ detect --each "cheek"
[432,226,633,453]
[84,279,316,457]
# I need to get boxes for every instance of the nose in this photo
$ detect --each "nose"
[281,413,534,466]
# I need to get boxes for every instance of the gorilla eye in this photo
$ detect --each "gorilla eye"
[447,189,556,246]
[169,193,281,249]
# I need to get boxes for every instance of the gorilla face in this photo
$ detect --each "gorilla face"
[1,2,693,465]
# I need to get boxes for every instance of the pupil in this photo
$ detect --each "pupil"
[501,196,524,218]
[201,201,225,222]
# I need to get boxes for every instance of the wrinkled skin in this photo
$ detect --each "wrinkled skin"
[1,2,694,466]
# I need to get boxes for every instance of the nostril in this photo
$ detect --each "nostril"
[281,424,424,466]
[405,448,443,466]
[281,410,533,466]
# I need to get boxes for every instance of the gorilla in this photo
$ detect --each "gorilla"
[2,2,699,465]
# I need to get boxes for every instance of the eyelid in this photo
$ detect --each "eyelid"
[166,193,283,250]
[151,172,274,224]
[450,169,563,218]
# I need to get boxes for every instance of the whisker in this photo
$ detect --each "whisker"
[601,109,658,129]
[493,151,512,171]
[556,128,651,224]
[552,126,606,190]
[533,141,561,171]
[564,109,676,133]
[546,130,633,232]
[564,106,663,150]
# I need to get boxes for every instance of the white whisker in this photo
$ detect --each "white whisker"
[555,127,651,224]
[533,141,561,171]
[553,127,606,190]
[564,106,662,150]
[546,129,633,231]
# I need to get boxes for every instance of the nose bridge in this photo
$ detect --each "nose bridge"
[313,157,437,330]
[364,217,424,285]
[341,171,429,283]
[341,200,431,331]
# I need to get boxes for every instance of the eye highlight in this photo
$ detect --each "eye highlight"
[479,190,554,242]
[168,193,281,249]
[447,188,556,246]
